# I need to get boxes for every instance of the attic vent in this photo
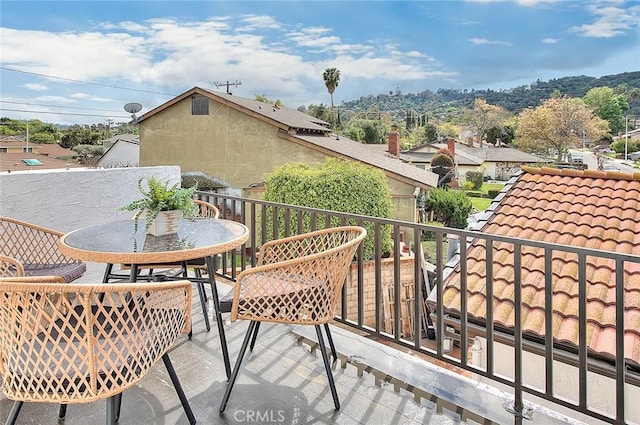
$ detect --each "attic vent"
[191,95,209,115]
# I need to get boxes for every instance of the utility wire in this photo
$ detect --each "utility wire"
[0,66,177,97]
[0,100,128,113]
[0,108,129,118]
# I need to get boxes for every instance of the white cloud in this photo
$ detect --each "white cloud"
[570,3,640,38]
[24,83,47,91]
[469,38,513,46]
[542,38,557,44]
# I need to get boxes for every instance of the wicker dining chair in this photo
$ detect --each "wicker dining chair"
[0,216,87,282]
[0,280,196,425]
[218,226,367,413]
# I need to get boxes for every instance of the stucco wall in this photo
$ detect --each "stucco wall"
[140,98,328,189]
[0,166,180,232]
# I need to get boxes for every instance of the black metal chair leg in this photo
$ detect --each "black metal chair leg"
[6,401,23,425]
[323,323,338,361]
[220,321,257,413]
[114,392,122,422]
[106,395,118,425]
[163,353,197,425]
[316,325,340,410]
[194,268,207,302]
[249,321,261,351]
[58,403,67,419]
[196,278,211,331]
[206,256,232,379]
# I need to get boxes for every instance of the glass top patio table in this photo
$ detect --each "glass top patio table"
[59,218,249,265]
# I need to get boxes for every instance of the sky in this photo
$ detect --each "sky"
[1,0,639,126]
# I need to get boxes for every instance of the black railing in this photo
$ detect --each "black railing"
[197,191,640,425]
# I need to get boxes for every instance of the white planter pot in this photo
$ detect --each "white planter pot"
[147,210,183,236]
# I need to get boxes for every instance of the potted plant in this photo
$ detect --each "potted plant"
[121,176,199,236]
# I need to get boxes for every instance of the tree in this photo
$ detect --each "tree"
[322,67,341,109]
[583,86,627,135]
[461,98,509,146]
[515,96,609,161]
[424,188,473,229]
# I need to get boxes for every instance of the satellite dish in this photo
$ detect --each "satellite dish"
[123,102,143,122]
[124,102,142,114]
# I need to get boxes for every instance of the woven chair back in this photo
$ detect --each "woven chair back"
[0,217,73,266]
[230,226,366,325]
[0,280,192,404]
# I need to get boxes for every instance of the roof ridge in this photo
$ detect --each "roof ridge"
[522,166,640,181]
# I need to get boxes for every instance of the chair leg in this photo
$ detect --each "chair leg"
[196,278,211,332]
[195,268,207,302]
[106,395,118,425]
[115,393,122,422]
[316,325,340,410]
[323,323,338,361]
[163,353,197,425]
[249,321,261,351]
[220,321,257,413]
[58,403,67,419]
[6,401,23,425]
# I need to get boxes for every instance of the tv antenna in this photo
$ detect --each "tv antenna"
[214,80,241,95]
[123,102,143,122]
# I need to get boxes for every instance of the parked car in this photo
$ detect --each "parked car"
[569,152,584,163]
[629,151,640,161]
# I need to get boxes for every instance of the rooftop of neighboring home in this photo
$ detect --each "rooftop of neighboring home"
[138,87,440,189]
[434,166,640,369]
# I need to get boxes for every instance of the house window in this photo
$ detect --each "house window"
[22,147,33,153]
[0,148,7,153]
[192,96,209,115]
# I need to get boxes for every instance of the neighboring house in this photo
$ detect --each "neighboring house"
[137,87,439,223]
[402,139,544,182]
[0,139,82,172]
[97,134,140,168]
[428,166,640,422]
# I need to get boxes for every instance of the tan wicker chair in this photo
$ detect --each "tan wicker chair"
[219,226,367,413]
[0,216,86,282]
[0,280,195,425]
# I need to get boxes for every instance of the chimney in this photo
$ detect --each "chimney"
[446,137,455,160]
[388,129,400,157]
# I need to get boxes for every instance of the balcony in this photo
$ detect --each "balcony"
[1,166,638,424]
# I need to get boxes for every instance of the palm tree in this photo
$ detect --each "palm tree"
[322,67,341,108]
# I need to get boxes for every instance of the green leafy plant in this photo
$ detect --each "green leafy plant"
[120,176,199,230]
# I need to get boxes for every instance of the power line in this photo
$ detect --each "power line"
[0,107,129,118]
[0,100,127,113]
[0,66,177,97]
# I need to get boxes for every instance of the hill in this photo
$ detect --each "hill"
[339,71,640,122]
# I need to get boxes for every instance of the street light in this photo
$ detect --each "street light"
[624,114,629,164]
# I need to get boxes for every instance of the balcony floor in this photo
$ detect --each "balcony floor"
[0,262,461,425]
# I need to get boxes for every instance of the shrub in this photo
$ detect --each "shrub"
[424,188,473,229]
[263,158,394,258]
[487,189,502,198]
[465,171,484,190]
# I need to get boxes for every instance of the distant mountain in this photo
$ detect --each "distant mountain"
[339,71,640,122]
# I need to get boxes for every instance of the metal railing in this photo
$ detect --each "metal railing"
[197,191,640,425]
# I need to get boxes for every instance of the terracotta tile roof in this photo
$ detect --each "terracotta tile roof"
[440,166,640,368]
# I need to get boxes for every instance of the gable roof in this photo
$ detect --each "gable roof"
[139,87,439,189]
[139,87,331,133]
[453,144,542,163]
[436,167,640,368]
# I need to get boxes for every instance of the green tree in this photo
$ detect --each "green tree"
[461,98,509,146]
[322,67,341,109]
[424,188,473,229]
[583,86,627,135]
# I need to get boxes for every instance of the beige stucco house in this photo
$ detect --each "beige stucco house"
[137,87,438,223]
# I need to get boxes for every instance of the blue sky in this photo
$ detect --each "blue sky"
[1,0,639,125]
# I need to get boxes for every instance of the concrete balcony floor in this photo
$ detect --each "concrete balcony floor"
[0,262,460,425]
